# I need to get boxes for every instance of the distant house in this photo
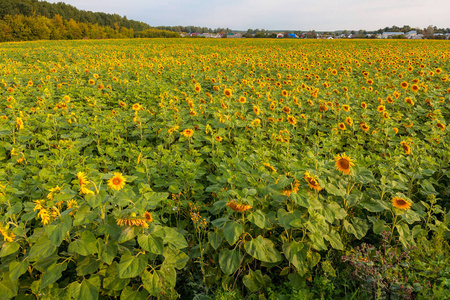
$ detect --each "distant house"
[276,33,284,38]
[227,33,243,38]
[381,32,404,38]
[405,30,417,39]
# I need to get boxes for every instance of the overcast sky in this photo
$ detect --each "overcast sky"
[46,0,449,31]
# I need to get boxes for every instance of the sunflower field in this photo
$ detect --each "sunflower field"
[0,38,449,299]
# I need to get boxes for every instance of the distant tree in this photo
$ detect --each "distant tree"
[424,25,434,38]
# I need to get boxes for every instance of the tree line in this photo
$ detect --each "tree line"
[0,14,180,42]
[0,0,151,32]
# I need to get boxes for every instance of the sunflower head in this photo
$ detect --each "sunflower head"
[108,172,126,191]
[392,197,411,210]
[304,171,322,191]
[334,153,354,175]
[226,201,252,212]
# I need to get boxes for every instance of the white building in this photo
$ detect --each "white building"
[381,32,404,38]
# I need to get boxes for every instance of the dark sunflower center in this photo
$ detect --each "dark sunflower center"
[339,159,350,169]
[113,178,121,185]
[396,199,407,206]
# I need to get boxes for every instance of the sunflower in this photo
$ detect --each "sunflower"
[361,102,367,109]
[226,201,252,212]
[411,84,419,92]
[263,162,277,173]
[382,112,390,119]
[224,88,232,98]
[319,104,328,112]
[338,123,346,130]
[144,211,153,222]
[16,117,24,130]
[342,104,350,112]
[282,106,291,114]
[108,172,126,191]
[377,105,385,112]
[334,153,354,175]
[238,96,246,103]
[119,101,127,108]
[304,171,322,191]
[436,123,446,131]
[194,84,201,93]
[215,136,223,142]
[253,106,261,115]
[287,116,297,125]
[391,197,411,210]
[77,172,89,187]
[404,97,414,105]
[400,81,408,89]
[400,141,411,155]
[345,117,353,126]
[132,103,142,111]
[181,129,194,138]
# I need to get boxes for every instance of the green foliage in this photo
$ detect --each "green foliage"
[0,38,448,299]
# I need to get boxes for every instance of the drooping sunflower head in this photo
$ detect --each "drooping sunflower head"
[226,201,252,212]
[77,172,88,187]
[391,196,411,210]
[108,172,126,191]
[400,141,411,155]
[304,171,322,191]
[334,153,354,175]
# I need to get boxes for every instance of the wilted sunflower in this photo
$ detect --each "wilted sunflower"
[400,141,411,155]
[334,153,354,175]
[391,197,411,210]
[108,172,126,191]
[263,162,277,173]
[226,201,252,212]
[304,171,322,191]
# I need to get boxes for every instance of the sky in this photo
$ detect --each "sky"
[46,0,450,31]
